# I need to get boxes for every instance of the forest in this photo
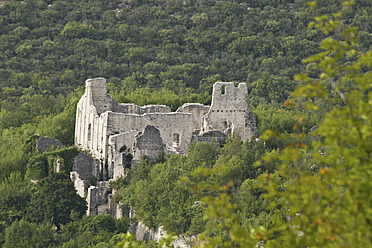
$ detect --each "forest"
[0,0,371,247]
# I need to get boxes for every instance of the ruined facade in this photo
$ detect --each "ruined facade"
[72,77,257,216]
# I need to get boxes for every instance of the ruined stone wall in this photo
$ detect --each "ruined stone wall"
[75,79,113,160]
[134,125,163,161]
[75,78,121,160]
[75,78,116,158]
[70,172,86,198]
[106,112,194,154]
[86,181,110,216]
[107,126,164,179]
[36,137,63,152]
[70,152,101,199]
[108,130,138,179]
[201,82,256,141]
[87,78,117,115]
[75,100,109,160]
[115,103,171,114]
[176,103,210,134]
[75,78,184,162]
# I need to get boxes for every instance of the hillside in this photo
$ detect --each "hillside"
[0,0,371,247]
[1,0,370,130]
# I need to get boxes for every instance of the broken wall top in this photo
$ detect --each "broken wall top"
[85,78,171,115]
[210,82,249,111]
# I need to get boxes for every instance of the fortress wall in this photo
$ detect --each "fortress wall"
[90,113,108,160]
[134,125,163,161]
[86,78,117,115]
[115,103,171,114]
[141,105,171,114]
[108,130,138,179]
[176,103,210,132]
[107,112,194,153]
[75,94,86,148]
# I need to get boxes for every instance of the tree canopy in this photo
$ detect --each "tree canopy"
[0,0,370,247]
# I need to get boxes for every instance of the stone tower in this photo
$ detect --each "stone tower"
[201,82,257,141]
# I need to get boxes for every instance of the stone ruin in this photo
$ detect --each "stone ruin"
[71,77,257,217]
[36,136,63,153]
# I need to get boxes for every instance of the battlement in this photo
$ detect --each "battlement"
[210,82,249,110]
[212,82,247,95]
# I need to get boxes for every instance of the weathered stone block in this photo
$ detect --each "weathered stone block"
[36,137,63,152]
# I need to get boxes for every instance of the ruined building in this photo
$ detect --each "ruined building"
[72,77,257,216]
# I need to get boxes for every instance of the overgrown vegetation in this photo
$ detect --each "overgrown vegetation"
[0,0,370,247]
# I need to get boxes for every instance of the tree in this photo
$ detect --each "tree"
[195,1,372,247]
[258,2,372,246]
[3,220,55,248]
[26,173,87,230]
[61,21,95,39]
[84,215,117,234]
[0,172,31,230]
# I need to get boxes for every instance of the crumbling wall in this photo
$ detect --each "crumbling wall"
[87,78,117,115]
[201,82,256,141]
[134,221,195,248]
[36,137,63,152]
[134,125,163,161]
[70,152,101,198]
[72,152,101,181]
[115,103,171,114]
[86,181,110,216]
[107,112,194,154]
[108,130,137,179]
[176,103,210,134]
[107,126,164,179]
[70,172,86,198]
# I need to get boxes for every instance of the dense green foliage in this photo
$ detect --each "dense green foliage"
[26,173,87,229]
[0,0,370,247]
[0,143,129,247]
[188,2,372,247]
[113,139,270,236]
[0,0,370,130]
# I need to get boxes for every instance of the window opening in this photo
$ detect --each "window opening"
[221,85,226,94]
[88,124,91,141]
[223,121,228,128]
[173,133,180,147]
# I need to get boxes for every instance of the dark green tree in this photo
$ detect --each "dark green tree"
[3,220,55,248]
[26,173,87,230]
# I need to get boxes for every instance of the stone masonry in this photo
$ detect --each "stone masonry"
[72,77,257,217]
